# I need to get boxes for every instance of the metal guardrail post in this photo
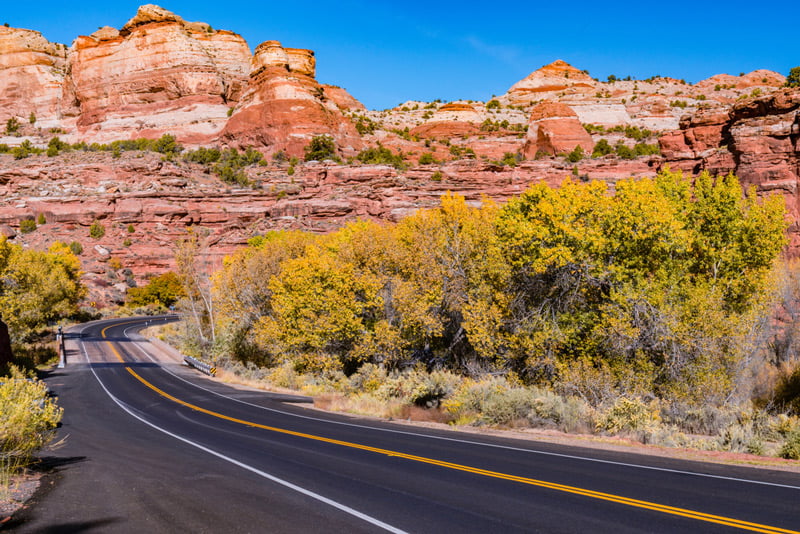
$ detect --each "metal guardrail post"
[183,355,217,377]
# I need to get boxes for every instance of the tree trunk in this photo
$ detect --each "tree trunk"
[0,318,13,371]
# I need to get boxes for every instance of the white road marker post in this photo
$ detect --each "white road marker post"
[57,325,65,368]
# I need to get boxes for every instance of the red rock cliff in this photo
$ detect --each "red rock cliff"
[221,40,362,157]
[63,5,251,144]
[0,26,68,128]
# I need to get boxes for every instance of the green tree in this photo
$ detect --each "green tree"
[0,238,85,341]
[126,272,186,309]
[356,144,406,169]
[565,145,585,162]
[592,139,614,157]
[304,135,338,162]
[786,66,800,88]
[18,219,36,234]
[5,117,20,135]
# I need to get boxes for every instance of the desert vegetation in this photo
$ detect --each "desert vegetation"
[147,169,800,458]
[0,237,83,493]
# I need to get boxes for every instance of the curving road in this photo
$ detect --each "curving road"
[8,316,800,533]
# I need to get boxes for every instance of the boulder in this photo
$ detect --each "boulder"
[523,101,594,157]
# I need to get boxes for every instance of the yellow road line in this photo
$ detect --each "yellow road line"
[99,322,798,534]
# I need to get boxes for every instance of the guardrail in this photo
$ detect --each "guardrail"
[183,355,216,377]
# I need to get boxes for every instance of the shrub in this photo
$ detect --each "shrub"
[356,144,406,169]
[46,136,69,157]
[353,116,379,135]
[615,142,636,159]
[304,135,338,162]
[486,99,501,110]
[598,397,658,434]
[418,152,436,165]
[565,145,585,163]
[28,112,36,125]
[5,117,20,135]
[431,170,443,181]
[497,152,519,167]
[123,239,132,247]
[779,430,800,459]
[592,138,614,158]
[69,241,83,256]
[0,367,63,480]
[183,147,221,165]
[89,220,105,239]
[18,219,36,234]
[272,150,288,164]
[68,241,83,255]
[37,213,46,225]
[127,224,135,233]
[12,140,41,160]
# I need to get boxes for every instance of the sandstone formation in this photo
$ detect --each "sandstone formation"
[221,40,362,157]
[410,121,480,139]
[523,101,594,158]
[504,60,597,106]
[322,84,366,110]
[0,26,68,128]
[660,87,800,250]
[696,70,786,90]
[0,149,657,306]
[64,4,251,144]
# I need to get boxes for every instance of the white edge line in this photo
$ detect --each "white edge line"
[110,319,800,492]
[79,329,407,534]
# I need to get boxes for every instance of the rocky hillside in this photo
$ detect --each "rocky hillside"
[0,4,798,308]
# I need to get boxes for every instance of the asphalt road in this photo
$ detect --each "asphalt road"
[7,316,800,533]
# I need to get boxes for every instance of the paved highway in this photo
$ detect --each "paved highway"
[8,316,800,533]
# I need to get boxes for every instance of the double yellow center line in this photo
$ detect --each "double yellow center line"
[99,323,798,533]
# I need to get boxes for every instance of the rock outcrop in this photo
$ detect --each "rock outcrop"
[0,26,68,128]
[221,40,362,157]
[504,60,596,106]
[64,4,251,143]
[660,87,800,251]
[523,101,594,158]
[322,84,366,111]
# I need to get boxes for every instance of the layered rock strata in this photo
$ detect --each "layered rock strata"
[221,40,362,157]
[0,26,68,128]
[64,4,251,143]
[523,101,594,158]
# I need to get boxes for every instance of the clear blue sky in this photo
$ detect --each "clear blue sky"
[5,1,797,110]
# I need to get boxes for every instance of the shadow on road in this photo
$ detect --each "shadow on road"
[6,517,121,533]
[33,456,87,473]
[87,362,159,369]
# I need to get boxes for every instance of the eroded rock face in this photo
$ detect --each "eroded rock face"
[221,40,361,157]
[660,88,800,251]
[0,149,659,307]
[0,26,68,128]
[64,5,251,143]
[321,85,365,111]
[523,101,594,158]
